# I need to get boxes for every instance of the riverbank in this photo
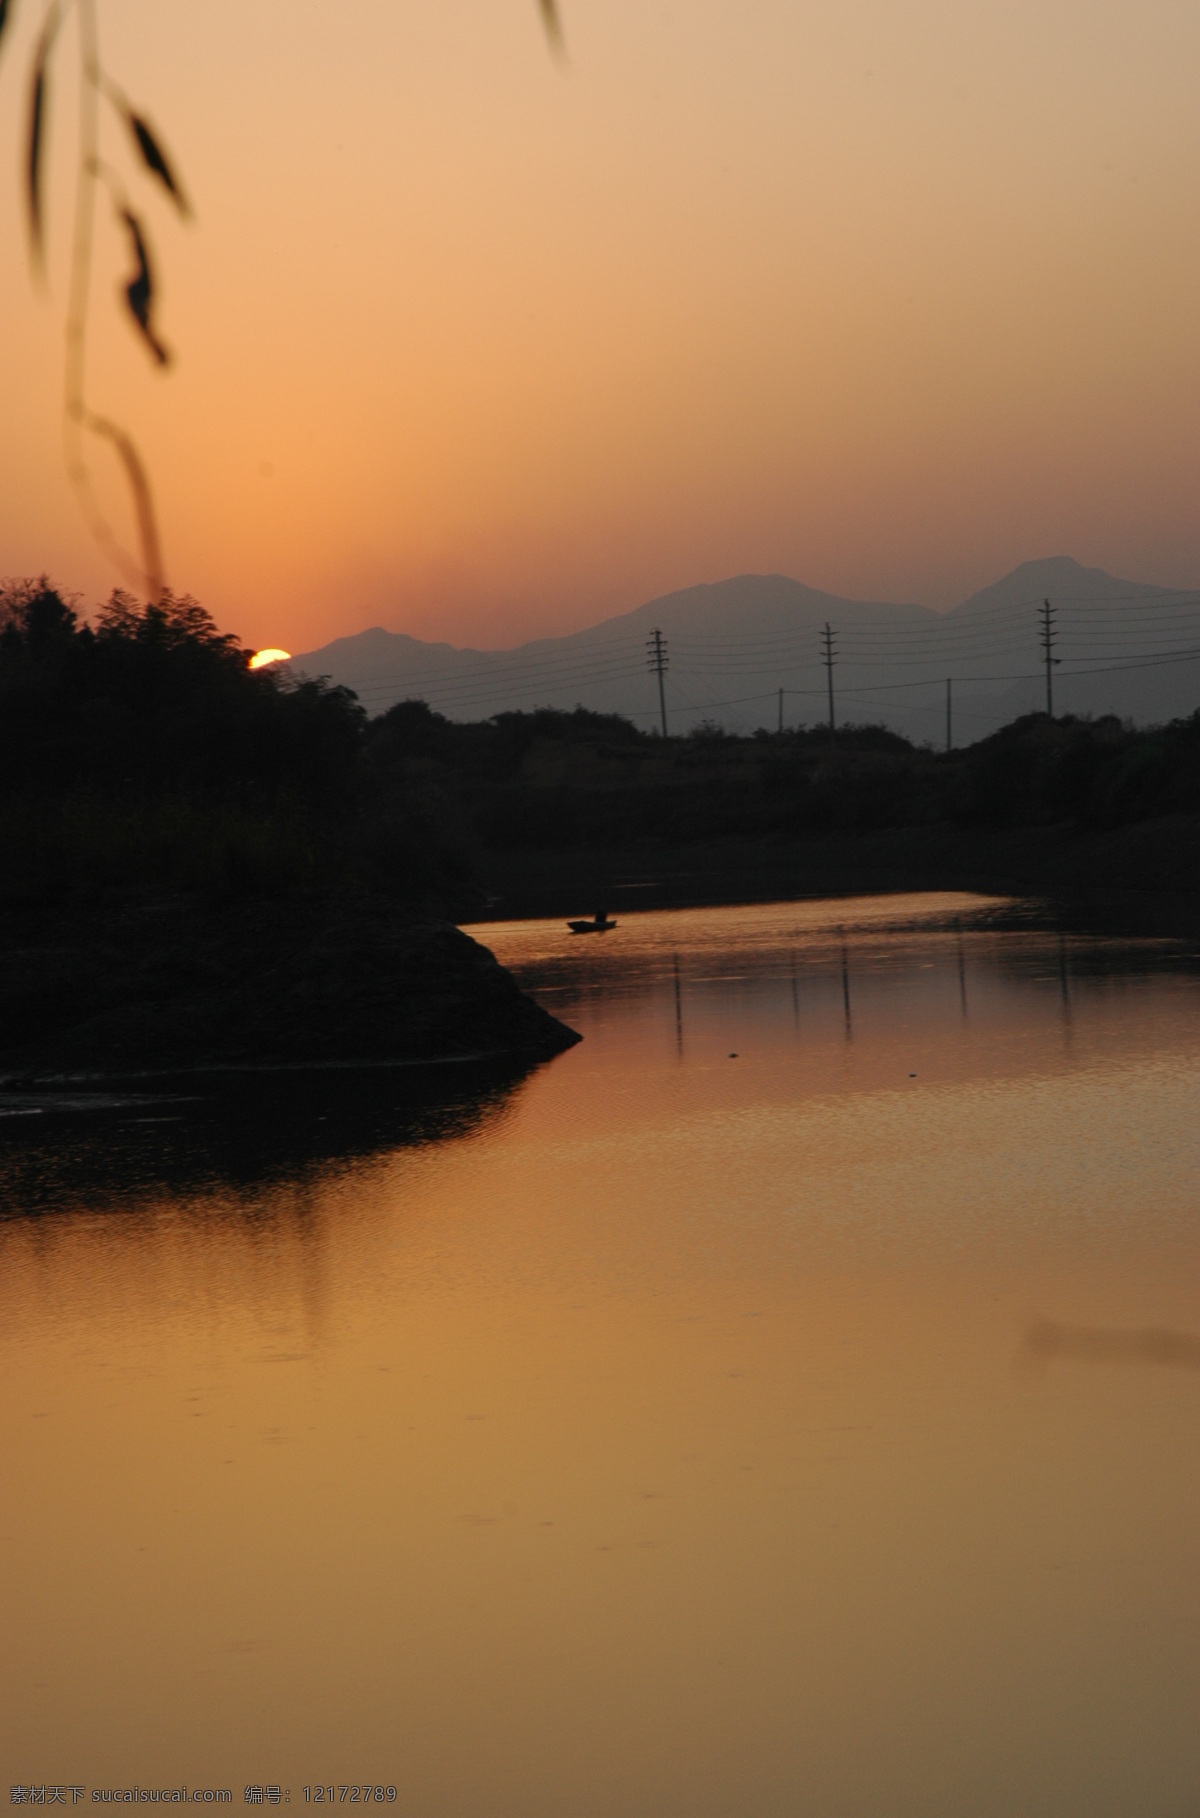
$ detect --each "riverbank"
[467,812,1200,938]
[370,701,1200,937]
[0,895,579,1085]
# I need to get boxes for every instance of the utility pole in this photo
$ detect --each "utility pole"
[646,628,669,737]
[946,677,952,752]
[1039,598,1059,717]
[778,686,784,734]
[822,622,837,744]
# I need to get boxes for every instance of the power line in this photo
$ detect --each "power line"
[1055,646,1200,678]
[757,616,1200,658]
[343,599,1200,697]
[672,584,1200,659]
[838,645,1200,692]
[375,632,1200,728]
[671,640,1200,686]
[680,646,1033,679]
[623,687,789,720]
[348,654,649,706]
[346,637,1200,720]
[345,647,647,699]
[297,602,1200,734]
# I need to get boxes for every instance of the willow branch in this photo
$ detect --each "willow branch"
[61,0,166,599]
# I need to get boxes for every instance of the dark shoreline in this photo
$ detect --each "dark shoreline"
[0,897,580,1089]
[0,1050,541,1210]
[464,814,1200,940]
[3,814,1195,1094]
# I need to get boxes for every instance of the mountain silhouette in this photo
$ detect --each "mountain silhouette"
[292,559,1200,741]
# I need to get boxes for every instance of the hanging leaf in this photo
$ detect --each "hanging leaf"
[119,208,171,366]
[27,59,47,261]
[126,110,191,217]
[87,413,165,602]
[26,3,65,266]
[537,0,565,57]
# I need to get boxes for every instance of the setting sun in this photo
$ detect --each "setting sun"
[249,647,292,669]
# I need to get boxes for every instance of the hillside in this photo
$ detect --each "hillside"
[293,558,1200,741]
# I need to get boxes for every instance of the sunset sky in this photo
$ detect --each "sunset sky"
[1,0,1198,653]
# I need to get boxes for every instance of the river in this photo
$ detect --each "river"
[2,893,1198,1816]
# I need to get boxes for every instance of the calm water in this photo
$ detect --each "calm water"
[2,893,1200,1816]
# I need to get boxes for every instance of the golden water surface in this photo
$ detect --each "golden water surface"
[2,895,1199,1816]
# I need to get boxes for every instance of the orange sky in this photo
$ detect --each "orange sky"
[2,1,1199,653]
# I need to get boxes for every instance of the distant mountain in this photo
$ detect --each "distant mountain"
[291,559,1200,743]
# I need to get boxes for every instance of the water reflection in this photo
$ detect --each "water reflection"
[1026,1321,1200,1373]
[0,1059,534,1219]
[4,894,1200,1814]
[483,894,1199,1114]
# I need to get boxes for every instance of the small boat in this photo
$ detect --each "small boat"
[567,912,617,935]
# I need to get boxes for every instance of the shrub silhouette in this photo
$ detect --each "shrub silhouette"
[0,579,362,800]
[0,578,479,906]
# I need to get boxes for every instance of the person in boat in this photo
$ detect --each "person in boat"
[567,909,616,933]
